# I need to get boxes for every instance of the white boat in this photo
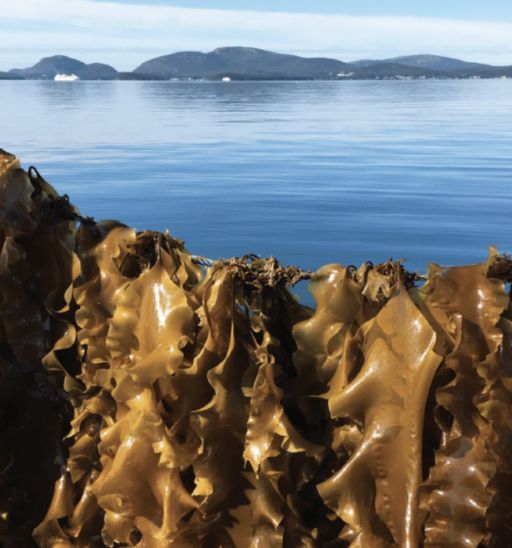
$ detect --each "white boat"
[222,76,231,82]
[54,73,80,81]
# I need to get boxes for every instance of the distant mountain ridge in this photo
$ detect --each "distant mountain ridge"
[133,47,353,79]
[4,49,512,81]
[352,54,492,72]
[0,71,23,80]
[9,55,118,80]
[390,54,491,71]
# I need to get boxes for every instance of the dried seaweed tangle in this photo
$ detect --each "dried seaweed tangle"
[0,150,511,547]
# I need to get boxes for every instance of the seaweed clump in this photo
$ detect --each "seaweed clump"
[0,150,511,547]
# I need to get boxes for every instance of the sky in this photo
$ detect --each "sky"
[2,0,512,71]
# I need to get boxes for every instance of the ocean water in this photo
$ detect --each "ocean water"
[2,79,512,284]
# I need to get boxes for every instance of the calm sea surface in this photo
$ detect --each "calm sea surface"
[2,79,512,287]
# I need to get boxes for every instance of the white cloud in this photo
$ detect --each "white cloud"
[1,0,512,70]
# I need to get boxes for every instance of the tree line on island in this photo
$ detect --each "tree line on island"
[2,47,512,81]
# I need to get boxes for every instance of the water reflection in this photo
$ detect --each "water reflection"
[1,79,512,285]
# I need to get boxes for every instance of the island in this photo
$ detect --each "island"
[3,47,512,81]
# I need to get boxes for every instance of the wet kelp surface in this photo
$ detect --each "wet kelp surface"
[0,150,511,548]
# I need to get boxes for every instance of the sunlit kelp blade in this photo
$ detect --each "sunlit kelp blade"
[0,151,511,547]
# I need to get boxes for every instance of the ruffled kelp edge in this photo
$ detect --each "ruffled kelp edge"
[0,151,511,548]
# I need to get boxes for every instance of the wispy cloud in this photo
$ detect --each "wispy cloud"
[2,0,512,70]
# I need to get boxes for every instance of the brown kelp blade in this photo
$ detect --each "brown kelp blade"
[0,151,511,547]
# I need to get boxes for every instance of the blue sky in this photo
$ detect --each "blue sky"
[93,0,512,21]
[2,0,512,70]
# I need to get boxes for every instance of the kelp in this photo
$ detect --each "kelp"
[0,152,79,547]
[0,150,511,547]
